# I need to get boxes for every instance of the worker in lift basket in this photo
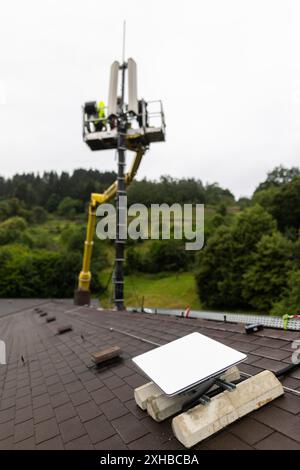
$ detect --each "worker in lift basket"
[94,101,106,131]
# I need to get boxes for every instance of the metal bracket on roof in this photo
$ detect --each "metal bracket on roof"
[181,376,236,412]
[181,382,214,412]
[198,394,211,405]
[215,378,236,392]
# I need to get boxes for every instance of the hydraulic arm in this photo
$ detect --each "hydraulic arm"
[74,145,147,305]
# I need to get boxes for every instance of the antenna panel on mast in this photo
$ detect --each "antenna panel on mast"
[128,58,138,115]
[107,61,120,116]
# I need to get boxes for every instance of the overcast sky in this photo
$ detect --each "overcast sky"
[0,0,300,198]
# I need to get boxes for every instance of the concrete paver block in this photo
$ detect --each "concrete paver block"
[147,366,240,422]
[134,382,162,410]
[172,370,284,448]
[134,366,240,419]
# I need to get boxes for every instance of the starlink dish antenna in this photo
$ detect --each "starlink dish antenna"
[74,28,166,310]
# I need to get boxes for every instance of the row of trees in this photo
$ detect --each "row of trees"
[0,170,116,215]
[0,170,235,216]
[195,167,300,314]
[127,177,234,206]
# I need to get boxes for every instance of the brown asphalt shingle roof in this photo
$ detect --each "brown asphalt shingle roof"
[0,299,300,450]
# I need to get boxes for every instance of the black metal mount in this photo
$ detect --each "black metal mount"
[181,376,237,413]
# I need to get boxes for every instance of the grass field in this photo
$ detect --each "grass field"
[99,271,202,310]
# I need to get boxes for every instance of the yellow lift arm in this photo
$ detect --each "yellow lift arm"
[77,145,147,293]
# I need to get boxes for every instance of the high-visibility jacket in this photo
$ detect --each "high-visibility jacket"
[283,313,300,329]
[98,101,105,120]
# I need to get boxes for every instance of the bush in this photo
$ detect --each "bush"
[125,240,190,274]
[252,186,280,212]
[0,245,103,297]
[60,225,108,272]
[0,216,28,245]
[0,201,10,222]
[57,197,83,217]
[124,247,144,273]
[46,193,61,212]
[31,206,48,224]
[60,225,86,252]
[145,240,190,273]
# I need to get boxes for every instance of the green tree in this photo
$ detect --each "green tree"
[210,213,226,230]
[232,204,276,252]
[0,216,28,245]
[46,193,61,212]
[145,240,190,273]
[221,205,276,307]
[60,225,108,272]
[195,205,276,309]
[7,197,23,216]
[255,165,300,191]
[195,225,234,308]
[57,197,82,217]
[0,201,10,222]
[125,240,190,274]
[204,183,235,205]
[237,197,251,209]
[0,245,103,298]
[270,177,300,233]
[252,186,280,211]
[271,270,300,317]
[31,206,48,224]
[124,247,143,273]
[242,232,293,311]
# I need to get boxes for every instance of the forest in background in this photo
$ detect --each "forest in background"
[0,165,300,316]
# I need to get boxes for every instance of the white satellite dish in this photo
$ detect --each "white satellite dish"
[133,332,246,396]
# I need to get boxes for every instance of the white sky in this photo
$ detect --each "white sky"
[0,0,300,198]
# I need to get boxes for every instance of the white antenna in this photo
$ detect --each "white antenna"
[122,20,126,64]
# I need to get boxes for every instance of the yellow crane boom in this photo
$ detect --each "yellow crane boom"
[76,145,147,299]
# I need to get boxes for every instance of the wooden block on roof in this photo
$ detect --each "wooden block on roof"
[46,316,56,323]
[39,312,47,317]
[57,325,73,334]
[91,346,121,365]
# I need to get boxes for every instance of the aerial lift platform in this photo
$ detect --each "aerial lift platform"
[74,58,165,308]
[83,100,165,151]
[82,59,165,153]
